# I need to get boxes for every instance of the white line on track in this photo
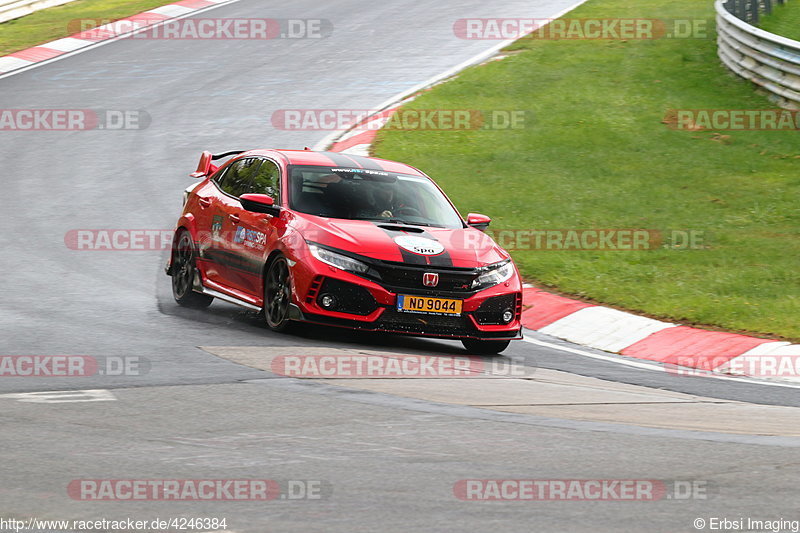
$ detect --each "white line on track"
[0,0,243,81]
[523,335,800,390]
[0,389,117,403]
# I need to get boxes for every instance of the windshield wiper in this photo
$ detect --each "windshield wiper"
[384,218,434,227]
[354,217,435,227]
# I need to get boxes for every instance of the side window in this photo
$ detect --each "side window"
[210,163,232,188]
[214,158,258,198]
[249,159,281,202]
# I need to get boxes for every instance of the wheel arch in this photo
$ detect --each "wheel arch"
[261,249,286,291]
[174,213,198,241]
[165,214,198,276]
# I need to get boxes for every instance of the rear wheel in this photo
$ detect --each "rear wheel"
[264,256,293,332]
[461,339,511,355]
[171,231,213,308]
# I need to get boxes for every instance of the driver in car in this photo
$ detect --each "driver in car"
[372,187,396,218]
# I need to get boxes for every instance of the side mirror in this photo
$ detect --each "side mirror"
[190,151,213,178]
[240,193,281,216]
[467,213,491,231]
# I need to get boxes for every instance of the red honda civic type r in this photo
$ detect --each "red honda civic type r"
[166,149,523,354]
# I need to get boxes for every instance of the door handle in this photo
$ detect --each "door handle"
[229,214,240,224]
[198,198,211,208]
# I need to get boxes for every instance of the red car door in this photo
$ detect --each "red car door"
[203,157,258,292]
[225,158,283,298]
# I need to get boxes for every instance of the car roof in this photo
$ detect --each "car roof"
[243,149,426,177]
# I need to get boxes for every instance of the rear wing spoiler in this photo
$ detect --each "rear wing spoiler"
[190,150,245,178]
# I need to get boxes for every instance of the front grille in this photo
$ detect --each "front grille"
[370,262,478,296]
[474,294,518,325]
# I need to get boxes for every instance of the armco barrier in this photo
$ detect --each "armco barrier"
[0,0,79,23]
[717,0,800,109]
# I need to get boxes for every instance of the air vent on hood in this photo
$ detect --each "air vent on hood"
[377,224,424,233]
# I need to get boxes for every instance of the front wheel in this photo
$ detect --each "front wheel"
[171,231,213,308]
[264,256,294,332]
[461,339,511,355]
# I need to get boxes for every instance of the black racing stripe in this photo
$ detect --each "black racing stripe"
[314,152,345,167]
[398,244,429,265]
[372,222,426,265]
[372,223,453,267]
[340,153,385,171]
[416,229,454,267]
[322,151,363,168]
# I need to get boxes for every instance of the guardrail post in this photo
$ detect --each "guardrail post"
[734,0,744,20]
[728,0,795,30]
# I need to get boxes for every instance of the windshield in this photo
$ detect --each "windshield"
[288,165,464,229]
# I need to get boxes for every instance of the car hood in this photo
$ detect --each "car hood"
[293,214,509,269]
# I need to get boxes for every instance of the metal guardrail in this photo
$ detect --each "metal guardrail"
[717,0,800,109]
[0,0,79,23]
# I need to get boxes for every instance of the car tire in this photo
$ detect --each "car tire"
[171,230,213,308]
[461,339,511,355]
[264,255,294,332]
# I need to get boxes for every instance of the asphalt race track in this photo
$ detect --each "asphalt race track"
[1,1,799,531]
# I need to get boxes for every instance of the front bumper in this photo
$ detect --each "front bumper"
[291,262,523,341]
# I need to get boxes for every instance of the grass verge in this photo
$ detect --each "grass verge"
[0,0,174,56]
[759,1,800,41]
[373,0,800,340]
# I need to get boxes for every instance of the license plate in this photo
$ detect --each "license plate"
[396,295,462,315]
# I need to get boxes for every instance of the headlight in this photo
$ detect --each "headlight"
[472,259,515,289]
[309,244,369,274]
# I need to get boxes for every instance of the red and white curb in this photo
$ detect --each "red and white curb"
[0,0,236,78]
[325,104,406,156]
[320,44,800,386]
[520,286,800,383]
[328,114,800,384]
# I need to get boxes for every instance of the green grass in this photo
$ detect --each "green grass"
[760,1,800,41]
[374,0,800,340]
[0,0,173,56]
